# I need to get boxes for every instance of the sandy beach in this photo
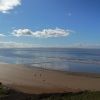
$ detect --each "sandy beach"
[0,64,100,94]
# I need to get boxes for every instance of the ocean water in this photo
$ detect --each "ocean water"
[0,48,100,73]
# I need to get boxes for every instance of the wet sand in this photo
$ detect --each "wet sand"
[0,64,100,94]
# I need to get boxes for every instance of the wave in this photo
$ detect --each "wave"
[47,57,100,65]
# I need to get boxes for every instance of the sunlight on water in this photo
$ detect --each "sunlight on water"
[0,48,100,73]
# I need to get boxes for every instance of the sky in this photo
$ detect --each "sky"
[0,0,100,48]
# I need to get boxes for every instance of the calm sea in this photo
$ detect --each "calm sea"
[0,48,100,73]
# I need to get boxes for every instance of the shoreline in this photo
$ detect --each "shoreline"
[26,65,100,77]
[0,64,100,94]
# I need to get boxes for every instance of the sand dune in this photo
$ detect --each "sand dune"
[0,64,100,94]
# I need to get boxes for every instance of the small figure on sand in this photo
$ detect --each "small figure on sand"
[34,74,36,77]
[40,73,42,77]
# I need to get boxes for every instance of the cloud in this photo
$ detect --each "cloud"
[68,12,72,16]
[0,33,5,36]
[12,28,72,38]
[0,41,41,48]
[0,0,21,13]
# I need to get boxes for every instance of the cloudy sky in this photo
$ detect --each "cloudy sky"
[0,0,100,48]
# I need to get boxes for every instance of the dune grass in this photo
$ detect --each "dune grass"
[0,83,100,100]
[42,91,100,100]
[0,83,9,96]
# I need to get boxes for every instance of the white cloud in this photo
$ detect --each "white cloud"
[0,33,5,36]
[12,28,72,38]
[0,0,21,13]
[0,41,41,48]
[68,12,72,16]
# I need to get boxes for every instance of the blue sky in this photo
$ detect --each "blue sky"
[0,0,100,48]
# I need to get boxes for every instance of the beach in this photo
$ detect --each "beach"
[0,64,100,94]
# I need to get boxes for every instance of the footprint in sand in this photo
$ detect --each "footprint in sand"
[43,80,46,82]
[34,74,36,77]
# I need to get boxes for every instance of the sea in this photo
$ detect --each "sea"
[0,48,100,74]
